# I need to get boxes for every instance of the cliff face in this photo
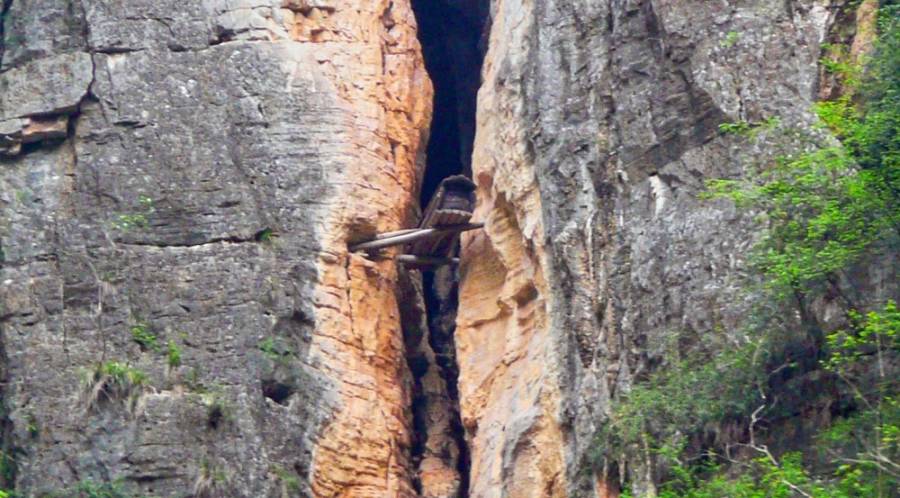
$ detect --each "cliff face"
[458,0,840,496]
[0,0,869,496]
[1,0,432,495]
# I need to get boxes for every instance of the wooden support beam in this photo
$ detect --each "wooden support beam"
[349,223,483,252]
[396,255,460,266]
[373,228,420,240]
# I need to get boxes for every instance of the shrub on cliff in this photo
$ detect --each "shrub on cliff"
[603,5,900,496]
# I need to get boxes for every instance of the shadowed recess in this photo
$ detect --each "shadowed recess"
[410,1,489,496]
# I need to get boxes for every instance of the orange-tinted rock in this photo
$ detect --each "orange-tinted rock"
[457,0,841,496]
[455,4,566,495]
[22,116,69,143]
[287,1,432,496]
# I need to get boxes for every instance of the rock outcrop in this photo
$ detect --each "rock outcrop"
[458,0,844,496]
[0,0,876,496]
[1,0,432,495]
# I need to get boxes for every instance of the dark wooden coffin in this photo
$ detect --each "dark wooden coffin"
[409,175,476,258]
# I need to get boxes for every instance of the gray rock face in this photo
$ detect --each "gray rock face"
[536,2,835,491]
[1,0,431,495]
[0,0,877,496]
[0,52,93,120]
[457,0,846,496]
[1,37,334,498]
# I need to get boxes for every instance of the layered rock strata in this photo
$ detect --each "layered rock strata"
[458,0,843,496]
[0,0,873,497]
[0,0,434,495]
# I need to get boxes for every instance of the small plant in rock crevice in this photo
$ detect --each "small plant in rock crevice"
[272,465,302,496]
[129,322,158,352]
[254,227,278,244]
[721,30,740,48]
[111,195,155,232]
[193,459,230,498]
[717,116,781,138]
[184,366,204,392]
[80,361,148,412]
[257,337,301,405]
[25,413,38,439]
[196,387,232,430]
[166,340,182,368]
[44,478,133,498]
[258,337,296,365]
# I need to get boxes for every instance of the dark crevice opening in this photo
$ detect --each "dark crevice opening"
[0,0,12,67]
[414,0,490,206]
[261,379,294,405]
[0,324,17,489]
[409,1,489,496]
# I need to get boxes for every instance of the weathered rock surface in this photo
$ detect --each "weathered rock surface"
[458,0,845,496]
[1,0,431,495]
[0,0,878,496]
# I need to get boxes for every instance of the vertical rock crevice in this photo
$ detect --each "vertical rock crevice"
[413,0,489,204]
[0,0,11,64]
[404,1,489,496]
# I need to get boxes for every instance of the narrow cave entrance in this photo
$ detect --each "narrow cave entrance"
[407,1,489,496]
[414,0,488,206]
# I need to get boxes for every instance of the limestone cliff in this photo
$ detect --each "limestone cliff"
[1,0,433,495]
[0,0,881,497]
[458,0,868,496]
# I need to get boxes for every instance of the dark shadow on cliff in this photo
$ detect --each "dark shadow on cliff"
[413,0,489,205]
[409,1,490,495]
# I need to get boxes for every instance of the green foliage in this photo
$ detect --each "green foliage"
[258,337,278,359]
[97,362,147,389]
[129,322,158,352]
[825,300,900,371]
[721,30,740,48]
[184,366,204,391]
[111,196,155,232]
[848,6,900,197]
[255,227,276,243]
[820,41,863,89]
[706,6,899,301]
[708,143,896,299]
[717,116,780,138]
[718,121,754,135]
[197,387,232,429]
[272,465,301,494]
[615,8,900,496]
[81,361,148,411]
[707,24,899,298]
[48,479,131,498]
[591,342,765,466]
[14,190,29,204]
[110,213,148,231]
[26,413,38,439]
[641,304,900,496]
[258,337,295,364]
[645,452,866,498]
[166,340,182,368]
[0,452,14,487]
[193,459,230,497]
[819,301,900,495]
